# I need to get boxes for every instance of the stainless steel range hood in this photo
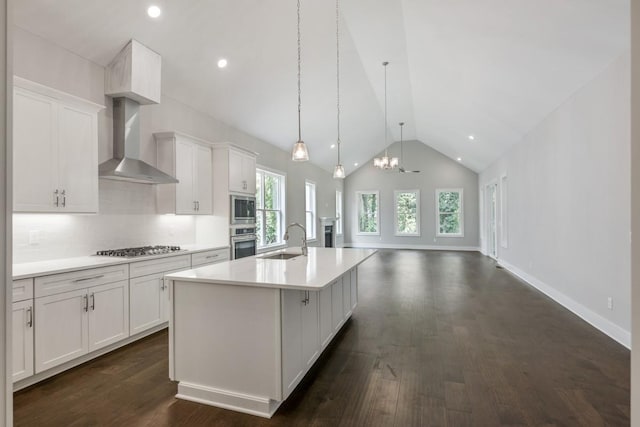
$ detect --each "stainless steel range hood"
[99,97,178,184]
[99,39,178,184]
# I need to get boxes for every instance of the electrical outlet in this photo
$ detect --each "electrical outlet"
[607,297,613,310]
[28,230,40,245]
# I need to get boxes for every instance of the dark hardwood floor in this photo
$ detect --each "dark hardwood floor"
[14,250,630,426]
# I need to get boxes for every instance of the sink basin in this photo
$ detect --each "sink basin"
[261,253,301,260]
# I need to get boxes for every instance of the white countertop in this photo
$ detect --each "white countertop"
[12,244,229,280]
[165,247,377,291]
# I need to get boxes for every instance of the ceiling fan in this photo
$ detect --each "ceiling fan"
[398,122,420,173]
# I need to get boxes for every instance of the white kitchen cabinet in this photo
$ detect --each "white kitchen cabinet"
[13,77,103,213]
[87,280,129,351]
[281,289,320,399]
[190,248,229,268]
[350,268,358,311]
[228,149,256,194]
[331,278,344,332]
[129,272,165,335]
[12,300,34,382]
[342,270,352,318]
[155,131,213,215]
[34,280,129,373]
[319,285,333,349]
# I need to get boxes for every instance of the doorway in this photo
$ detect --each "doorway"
[486,183,498,259]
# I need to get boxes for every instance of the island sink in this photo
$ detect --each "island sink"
[260,253,301,260]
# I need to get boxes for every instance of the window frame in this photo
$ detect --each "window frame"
[255,166,287,250]
[356,190,380,236]
[435,188,464,237]
[335,190,343,236]
[305,180,317,241]
[394,189,421,237]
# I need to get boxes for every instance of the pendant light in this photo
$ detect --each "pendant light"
[398,122,420,173]
[333,0,345,179]
[373,61,399,170]
[291,0,309,161]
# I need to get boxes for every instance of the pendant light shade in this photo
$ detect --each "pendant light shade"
[333,164,345,179]
[291,0,309,162]
[373,61,399,170]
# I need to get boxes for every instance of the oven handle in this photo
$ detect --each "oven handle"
[231,235,257,243]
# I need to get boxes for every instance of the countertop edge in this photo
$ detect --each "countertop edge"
[12,245,230,280]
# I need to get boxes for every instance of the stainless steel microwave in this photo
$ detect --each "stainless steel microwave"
[230,195,256,224]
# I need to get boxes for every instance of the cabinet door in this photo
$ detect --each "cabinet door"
[343,270,352,318]
[241,154,256,194]
[175,140,195,214]
[281,289,303,399]
[228,149,245,193]
[350,269,358,311]
[13,88,59,212]
[194,144,213,214]
[35,289,88,373]
[88,280,129,352]
[12,300,34,382]
[331,278,344,332]
[319,285,333,349]
[57,104,98,213]
[130,273,164,335]
[160,276,170,322]
[301,291,319,368]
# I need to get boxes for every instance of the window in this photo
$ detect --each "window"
[394,190,420,236]
[336,190,343,235]
[500,174,508,248]
[356,191,380,235]
[436,189,464,237]
[256,168,286,249]
[305,180,316,240]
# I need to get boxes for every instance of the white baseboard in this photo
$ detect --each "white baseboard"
[498,259,631,349]
[344,242,481,252]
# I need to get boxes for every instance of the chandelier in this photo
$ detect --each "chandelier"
[373,61,398,170]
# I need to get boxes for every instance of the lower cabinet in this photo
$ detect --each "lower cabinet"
[129,272,166,335]
[281,289,319,399]
[34,280,129,374]
[331,278,344,332]
[12,300,34,382]
[319,285,333,349]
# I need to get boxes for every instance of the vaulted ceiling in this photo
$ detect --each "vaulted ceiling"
[13,0,629,174]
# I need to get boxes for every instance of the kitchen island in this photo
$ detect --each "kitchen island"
[165,247,376,418]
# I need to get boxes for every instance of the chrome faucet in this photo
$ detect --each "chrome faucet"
[283,223,308,256]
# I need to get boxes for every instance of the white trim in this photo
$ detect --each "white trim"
[393,190,421,237]
[355,190,380,236]
[345,242,480,251]
[499,174,508,249]
[14,76,105,112]
[177,382,282,419]
[498,259,630,349]
[435,188,464,237]
[335,190,343,236]
[256,167,286,249]
[305,180,317,240]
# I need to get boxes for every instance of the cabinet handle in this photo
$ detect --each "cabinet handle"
[90,293,95,310]
[301,290,310,305]
[73,274,104,283]
[54,189,59,207]
[205,254,219,259]
[61,189,66,207]
[83,294,88,312]
[160,278,165,291]
[26,306,33,328]
[196,201,200,211]
[193,201,197,211]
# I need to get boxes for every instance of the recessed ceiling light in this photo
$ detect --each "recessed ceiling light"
[330,144,336,149]
[147,5,162,18]
[468,135,475,140]
[217,58,228,68]
[354,162,358,166]
[457,157,462,162]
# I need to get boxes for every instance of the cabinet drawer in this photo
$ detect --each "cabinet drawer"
[129,254,190,279]
[191,249,229,268]
[35,264,129,298]
[13,278,34,302]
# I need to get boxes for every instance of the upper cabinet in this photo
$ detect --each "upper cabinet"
[228,149,257,194]
[155,132,213,215]
[13,77,104,213]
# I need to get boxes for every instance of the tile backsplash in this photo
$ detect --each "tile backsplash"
[12,180,223,263]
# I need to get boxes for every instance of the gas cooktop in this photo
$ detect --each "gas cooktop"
[95,245,183,258]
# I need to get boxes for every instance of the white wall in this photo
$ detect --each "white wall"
[344,140,479,249]
[480,53,631,347]
[630,1,640,423]
[12,27,342,263]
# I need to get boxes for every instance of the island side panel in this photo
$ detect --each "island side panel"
[172,280,282,401]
